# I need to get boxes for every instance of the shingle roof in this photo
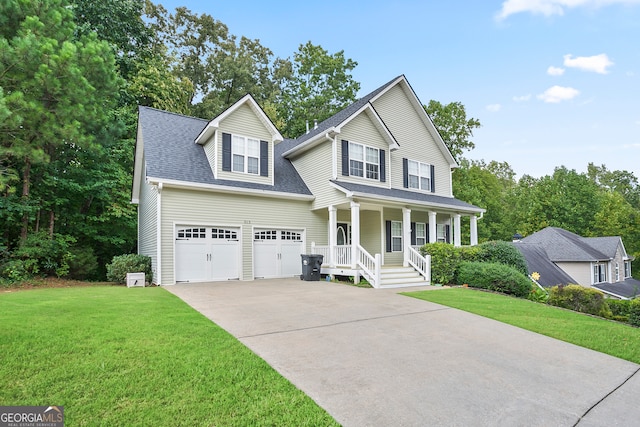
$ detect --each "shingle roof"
[330,180,484,212]
[520,227,610,262]
[513,242,576,288]
[594,278,640,299]
[138,106,312,196]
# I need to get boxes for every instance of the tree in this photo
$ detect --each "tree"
[424,100,481,162]
[0,0,120,244]
[277,42,360,138]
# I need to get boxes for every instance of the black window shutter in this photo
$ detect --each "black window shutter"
[379,149,386,182]
[341,140,349,176]
[426,225,430,243]
[445,225,451,243]
[403,158,408,188]
[222,133,231,171]
[430,164,435,192]
[260,140,268,177]
[410,222,416,246]
[385,221,392,252]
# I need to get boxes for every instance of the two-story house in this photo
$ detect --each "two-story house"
[131,75,485,287]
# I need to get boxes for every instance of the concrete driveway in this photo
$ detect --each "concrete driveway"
[166,279,640,426]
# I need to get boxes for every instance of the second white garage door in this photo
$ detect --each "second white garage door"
[254,229,304,279]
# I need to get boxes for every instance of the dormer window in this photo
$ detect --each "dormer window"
[232,135,260,174]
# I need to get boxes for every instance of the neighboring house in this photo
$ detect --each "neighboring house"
[131,75,485,287]
[514,227,639,299]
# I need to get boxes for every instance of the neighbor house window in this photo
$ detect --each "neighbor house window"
[415,222,426,246]
[615,262,620,282]
[349,142,379,180]
[232,135,260,174]
[593,263,607,284]
[407,160,431,190]
[624,261,631,278]
[391,221,402,252]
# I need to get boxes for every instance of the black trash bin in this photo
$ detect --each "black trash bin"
[300,254,324,281]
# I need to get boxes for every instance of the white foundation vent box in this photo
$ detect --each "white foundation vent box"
[126,272,145,288]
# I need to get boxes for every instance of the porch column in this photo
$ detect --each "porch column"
[328,205,337,267]
[470,215,478,246]
[350,201,360,269]
[402,207,411,267]
[428,211,437,243]
[453,214,461,247]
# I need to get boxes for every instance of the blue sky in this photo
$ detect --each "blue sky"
[160,0,640,179]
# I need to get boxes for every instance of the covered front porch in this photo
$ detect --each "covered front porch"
[310,200,483,288]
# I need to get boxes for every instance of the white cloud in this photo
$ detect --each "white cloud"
[496,0,640,21]
[486,104,502,112]
[537,85,580,103]
[547,66,565,76]
[513,94,531,102]
[563,53,614,74]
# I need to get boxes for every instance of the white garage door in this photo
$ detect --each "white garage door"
[175,226,240,282]
[254,229,304,279]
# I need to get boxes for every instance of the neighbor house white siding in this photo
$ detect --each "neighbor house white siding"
[372,84,453,197]
[556,262,591,287]
[158,187,325,284]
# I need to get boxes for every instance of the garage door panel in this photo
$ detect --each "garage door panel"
[175,241,208,282]
[175,226,240,283]
[281,242,303,276]
[254,228,304,279]
[254,242,278,278]
[211,241,239,280]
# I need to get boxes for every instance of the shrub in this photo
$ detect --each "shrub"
[607,299,631,321]
[106,254,153,284]
[477,241,528,275]
[528,286,549,303]
[548,285,612,318]
[420,242,459,285]
[455,261,533,298]
[630,299,640,327]
[67,247,99,280]
[0,232,75,282]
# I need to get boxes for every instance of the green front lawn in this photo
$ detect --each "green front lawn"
[405,288,640,364]
[0,286,337,426]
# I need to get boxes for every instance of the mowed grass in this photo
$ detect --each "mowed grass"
[0,286,338,426]
[404,288,640,364]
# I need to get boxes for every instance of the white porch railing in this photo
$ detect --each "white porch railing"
[310,243,351,267]
[357,244,381,288]
[407,246,431,282]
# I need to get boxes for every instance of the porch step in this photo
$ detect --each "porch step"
[379,266,428,288]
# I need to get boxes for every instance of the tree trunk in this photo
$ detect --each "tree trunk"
[49,210,55,237]
[20,158,31,241]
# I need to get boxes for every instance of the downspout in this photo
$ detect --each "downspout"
[156,182,162,285]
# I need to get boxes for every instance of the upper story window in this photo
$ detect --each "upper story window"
[403,158,434,192]
[232,135,260,175]
[349,142,379,180]
[222,132,268,177]
[408,160,431,190]
[593,263,607,284]
[341,140,386,182]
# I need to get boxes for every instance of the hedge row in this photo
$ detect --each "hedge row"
[455,261,532,298]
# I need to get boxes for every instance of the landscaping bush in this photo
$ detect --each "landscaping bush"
[477,241,528,275]
[630,299,640,327]
[547,285,612,318]
[106,254,153,284]
[455,261,532,298]
[607,299,631,323]
[420,243,481,285]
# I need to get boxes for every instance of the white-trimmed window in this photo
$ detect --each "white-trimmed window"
[415,222,426,246]
[232,135,260,174]
[624,260,631,278]
[391,221,402,252]
[593,263,607,284]
[436,224,447,243]
[407,160,431,191]
[349,142,379,180]
[615,262,620,281]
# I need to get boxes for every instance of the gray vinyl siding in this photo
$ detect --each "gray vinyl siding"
[217,103,273,185]
[290,140,346,209]
[556,262,590,286]
[383,208,404,265]
[158,187,324,284]
[360,210,382,257]
[337,113,390,189]
[137,171,158,282]
[372,84,452,197]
